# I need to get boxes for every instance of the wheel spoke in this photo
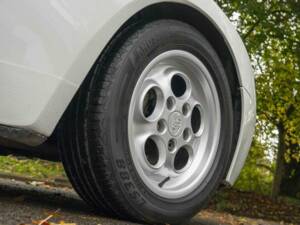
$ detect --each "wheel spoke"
[132,118,157,137]
[147,64,176,97]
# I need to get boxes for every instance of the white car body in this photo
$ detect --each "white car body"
[0,0,255,184]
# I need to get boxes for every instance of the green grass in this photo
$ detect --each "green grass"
[281,196,300,207]
[0,155,66,180]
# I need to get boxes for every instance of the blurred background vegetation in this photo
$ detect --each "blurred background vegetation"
[0,155,65,180]
[216,0,300,200]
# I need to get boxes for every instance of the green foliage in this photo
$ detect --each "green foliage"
[234,139,274,195]
[282,196,300,206]
[0,155,65,179]
[216,0,300,195]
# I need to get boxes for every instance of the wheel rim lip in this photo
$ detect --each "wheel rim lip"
[128,50,221,199]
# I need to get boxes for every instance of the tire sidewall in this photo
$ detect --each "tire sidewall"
[104,21,233,222]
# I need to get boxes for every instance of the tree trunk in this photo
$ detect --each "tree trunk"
[281,144,300,198]
[271,123,286,199]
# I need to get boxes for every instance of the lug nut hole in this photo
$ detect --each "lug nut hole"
[157,119,167,133]
[168,139,177,152]
[166,96,176,110]
[182,103,191,116]
[183,128,192,142]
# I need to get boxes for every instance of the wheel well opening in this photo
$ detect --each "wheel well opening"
[121,2,242,166]
[53,2,242,167]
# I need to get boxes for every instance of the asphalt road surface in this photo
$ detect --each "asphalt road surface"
[0,177,281,225]
[0,177,220,225]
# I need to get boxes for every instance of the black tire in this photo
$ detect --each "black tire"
[59,20,233,224]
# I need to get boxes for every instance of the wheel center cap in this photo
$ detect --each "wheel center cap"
[168,112,183,137]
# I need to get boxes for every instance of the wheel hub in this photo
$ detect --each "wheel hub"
[168,111,183,137]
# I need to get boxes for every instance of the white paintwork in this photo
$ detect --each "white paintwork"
[0,0,256,184]
[226,87,256,183]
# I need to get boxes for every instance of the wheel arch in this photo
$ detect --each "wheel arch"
[61,2,245,183]
[116,2,243,180]
[56,1,255,185]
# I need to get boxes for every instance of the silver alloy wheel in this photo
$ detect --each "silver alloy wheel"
[128,50,221,199]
